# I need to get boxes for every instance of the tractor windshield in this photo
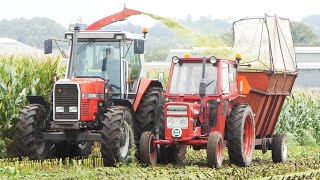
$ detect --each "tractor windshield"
[169,63,217,95]
[69,40,121,91]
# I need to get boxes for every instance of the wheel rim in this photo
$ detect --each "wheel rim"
[149,135,156,162]
[243,115,254,159]
[78,142,87,150]
[282,139,288,161]
[119,121,130,158]
[217,140,222,161]
[36,141,46,155]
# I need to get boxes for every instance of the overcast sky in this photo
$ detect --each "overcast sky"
[1,0,320,27]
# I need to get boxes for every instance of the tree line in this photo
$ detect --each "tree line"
[0,15,320,61]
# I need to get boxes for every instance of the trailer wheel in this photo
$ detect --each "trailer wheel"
[139,131,157,165]
[15,104,53,160]
[135,85,164,159]
[101,106,134,166]
[227,105,255,167]
[207,132,224,168]
[272,133,288,163]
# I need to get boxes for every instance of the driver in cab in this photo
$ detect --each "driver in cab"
[94,47,121,94]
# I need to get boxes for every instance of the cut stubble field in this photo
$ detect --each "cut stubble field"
[0,145,319,179]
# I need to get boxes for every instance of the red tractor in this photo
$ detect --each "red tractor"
[15,8,164,166]
[140,15,297,168]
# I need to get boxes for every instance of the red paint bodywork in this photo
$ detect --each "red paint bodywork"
[133,78,153,112]
[62,78,105,121]
[235,72,297,140]
[156,58,239,147]
[85,8,141,30]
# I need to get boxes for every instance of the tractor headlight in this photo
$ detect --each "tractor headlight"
[167,116,188,129]
[56,106,64,113]
[172,56,179,64]
[209,56,217,64]
[69,106,78,113]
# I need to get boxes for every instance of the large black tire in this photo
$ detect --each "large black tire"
[15,104,53,160]
[101,106,134,166]
[74,141,93,157]
[227,105,255,167]
[166,145,187,164]
[207,131,224,168]
[135,85,164,159]
[272,133,288,163]
[139,131,157,165]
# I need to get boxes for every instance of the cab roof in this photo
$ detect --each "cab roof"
[64,30,144,40]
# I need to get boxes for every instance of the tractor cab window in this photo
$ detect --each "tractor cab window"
[124,40,142,92]
[169,63,217,95]
[222,63,230,94]
[70,40,121,92]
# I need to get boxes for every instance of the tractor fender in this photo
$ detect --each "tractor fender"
[133,78,163,112]
[26,95,51,112]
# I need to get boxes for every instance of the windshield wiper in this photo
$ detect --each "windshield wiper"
[206,80,216,87]
[75,75,107,81]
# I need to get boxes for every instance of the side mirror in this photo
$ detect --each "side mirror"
[158,72,164,83]
[134,39,144,54]
[44,39,53,54]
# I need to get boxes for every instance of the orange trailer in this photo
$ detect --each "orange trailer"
[233,15,298,156]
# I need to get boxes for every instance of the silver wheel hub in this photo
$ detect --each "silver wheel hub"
[119,121,130,158]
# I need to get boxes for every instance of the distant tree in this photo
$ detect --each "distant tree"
[302,15,320,35]
[291,21,320,46]
[0,17,66,48]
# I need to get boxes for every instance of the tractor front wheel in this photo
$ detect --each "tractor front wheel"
[272,133,288,163]
[227,105,255,167]
[101,106,134,166]
[207,131,224,168]
[139,131,157,165]
[15,104,53,160]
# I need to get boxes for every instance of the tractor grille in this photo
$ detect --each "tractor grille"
[81,101,90,117]
[54,84,79,120]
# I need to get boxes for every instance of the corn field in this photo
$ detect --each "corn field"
[0,55,319,178]
[0,145,319,179]
[0,55,59,156]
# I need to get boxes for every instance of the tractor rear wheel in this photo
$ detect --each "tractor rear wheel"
[207,131,224,168]
[167,144,187,164]
[15,104,53,160]
[227,105,255,167]
[135,85,164,159]
[139,131,157,165]
[272,133,288,163]
[101,106,134,166]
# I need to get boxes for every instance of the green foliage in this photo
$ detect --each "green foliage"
[0,55,59,144]
[291,21,320,46]
[277,90,320,146]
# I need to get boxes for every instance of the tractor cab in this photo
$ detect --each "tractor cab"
[64,29,145,98]
[166,55,239,101]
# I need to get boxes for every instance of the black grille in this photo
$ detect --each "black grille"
[54,84,79,120]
